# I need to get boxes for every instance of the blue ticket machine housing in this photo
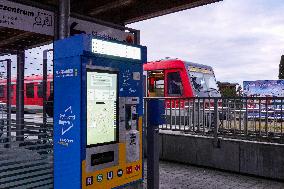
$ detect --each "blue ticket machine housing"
[54,35,146,189]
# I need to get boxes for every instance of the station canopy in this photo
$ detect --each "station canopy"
[0,0,220,53]
[44,0,221,24]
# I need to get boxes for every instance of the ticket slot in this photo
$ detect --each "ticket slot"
[91,151,114,166]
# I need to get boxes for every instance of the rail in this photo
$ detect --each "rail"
[144,97,284,144]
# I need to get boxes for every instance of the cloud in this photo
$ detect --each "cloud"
[128,0,284,85]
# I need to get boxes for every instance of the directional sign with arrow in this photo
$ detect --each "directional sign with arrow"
[70,22,86,36]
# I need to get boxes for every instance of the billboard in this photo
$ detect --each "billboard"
[243,80,284,119]
[243,80,284,97]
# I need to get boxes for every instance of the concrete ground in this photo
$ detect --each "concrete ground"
[143,161,284,189]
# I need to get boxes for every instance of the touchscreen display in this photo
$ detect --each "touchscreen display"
[87,71,118,146]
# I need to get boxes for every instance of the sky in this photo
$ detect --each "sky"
[0,44,53,78]
[128,0,284,85]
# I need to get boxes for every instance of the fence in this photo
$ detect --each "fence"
[145,97,284,144]
[0,48,54,188]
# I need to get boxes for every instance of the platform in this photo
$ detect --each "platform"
[143,161,284,189]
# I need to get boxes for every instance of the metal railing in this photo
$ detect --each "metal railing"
[145,97,284,144]
[0,48,54,188]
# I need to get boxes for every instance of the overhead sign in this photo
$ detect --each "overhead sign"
[70,18,134,43]
[0,0,54,36]
[92,38,141,60]
[0,0,135,42]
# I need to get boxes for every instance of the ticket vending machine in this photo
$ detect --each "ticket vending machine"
[54,35,146,189]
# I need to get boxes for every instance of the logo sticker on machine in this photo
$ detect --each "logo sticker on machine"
[117,169,123,177]
[134,165,141,172]
[86,176,93,186]
[55,68,78,78]
[58,106,76,147]
[126,130,140,162]
[107,171,113,180]
[97,174,103,182]
[126,166,133,174]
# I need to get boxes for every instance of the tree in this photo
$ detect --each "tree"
[217,82,240,97]
[220,87,237,97]
[279,55,284,79]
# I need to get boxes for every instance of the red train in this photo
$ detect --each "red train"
[0,59,220,115]
[0,75,53,113]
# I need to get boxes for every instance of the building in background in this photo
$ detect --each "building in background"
[217,82,241,97]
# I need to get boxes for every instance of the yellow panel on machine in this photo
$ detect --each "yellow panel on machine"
[82,117,143,189]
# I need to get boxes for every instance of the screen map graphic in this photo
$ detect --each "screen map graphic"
[87,71,117,146]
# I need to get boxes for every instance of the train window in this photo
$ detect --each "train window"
[167,72,183,96]
[0,85,4,98]
[0,85,14,98]
[10,85,14,98]
[50,82,53,93]
[148,71,164,97]
[26,83,34,98]
[37,82,43,98]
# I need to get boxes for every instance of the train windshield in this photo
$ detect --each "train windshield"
[190,72,218,91]
[188,67,219,97]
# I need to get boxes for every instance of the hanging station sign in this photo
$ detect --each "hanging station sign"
[70,18,135,43]
[0,0,54,36]
[0,0,135,43]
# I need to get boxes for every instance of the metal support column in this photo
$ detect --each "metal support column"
[42,50,48,140]
[0,59,11,147]
[134,30,140,45]
[58,0,70,39]
[146,99,165,189]
[16,51,25,142]
[5,59,11,148]
[213,98,220,147]
[42,49,52,140]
